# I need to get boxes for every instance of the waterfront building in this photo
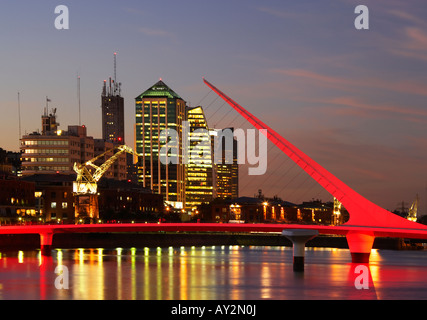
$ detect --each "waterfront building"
[97,178,164,221]
[200,196,295,223]
[0,148,22,177]
[210,128,239,200]
[0,178,36,224]
[135,80,187,208]
[196,190,348,225]
[299,199,349,225]
[186,106,213,211]
[22,174,163,223]
[21,109,94,176]
[22,174,75,222]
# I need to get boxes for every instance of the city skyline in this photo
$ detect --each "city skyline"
[1,1,427,210]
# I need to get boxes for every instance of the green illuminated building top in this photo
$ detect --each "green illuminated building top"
[135,80,182,100]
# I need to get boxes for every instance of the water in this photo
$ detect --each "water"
[0,246,427,300]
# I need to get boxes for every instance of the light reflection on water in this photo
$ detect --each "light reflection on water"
[0,246,426,300]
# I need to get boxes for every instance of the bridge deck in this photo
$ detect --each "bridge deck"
[1,223,427,240]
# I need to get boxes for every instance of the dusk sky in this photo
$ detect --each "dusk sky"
[1,0,427,212]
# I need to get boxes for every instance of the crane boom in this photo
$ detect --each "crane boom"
[408,195,419,222]
[73,145,141,195]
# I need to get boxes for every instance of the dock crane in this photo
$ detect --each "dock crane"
[73,145,142,222]
[407,195,419,222]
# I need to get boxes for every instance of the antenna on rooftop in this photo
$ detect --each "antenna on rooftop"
[113,52,121,96]
[18,92,21,147]
[77,75,81,126]
[45,96,51,116]
[114,52,117,85]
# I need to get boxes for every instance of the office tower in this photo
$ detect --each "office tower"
[101,53,125,145]
[186,106,213,210]
[21,109,94,176]
[135,80,187,208]
[210,127,239,199]
[99,53,128,182]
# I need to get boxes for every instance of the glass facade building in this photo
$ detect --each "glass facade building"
[186,106,213,210]
[135,80,186,207]
[210,128,239,200]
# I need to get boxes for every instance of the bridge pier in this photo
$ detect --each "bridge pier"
[346,231,374,263]
[40,233,54,256]
[282,229,318,272]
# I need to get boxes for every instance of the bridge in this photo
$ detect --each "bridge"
[1,221,427,263]
[202,78,427,264]
[3,79,427,268]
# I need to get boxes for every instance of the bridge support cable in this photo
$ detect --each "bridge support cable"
[203,78,350,205]
[284,172,319,204]
[195,89,212,107]
[201,90,220,112]
[255,148,292,194]
[203,78,427,263]
[206,100,228,122]
[294,178,329,205]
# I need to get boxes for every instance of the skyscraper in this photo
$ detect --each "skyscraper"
[99,53,127,182]
[186,106,213,210]
[135,80,187,208]
[101,53,125,145]
[210,128,239,199]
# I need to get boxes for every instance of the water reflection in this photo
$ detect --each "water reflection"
[0,246,427,299]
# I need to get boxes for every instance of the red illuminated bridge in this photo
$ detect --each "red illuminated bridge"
[1,221,427,263]
[2,79,427,266]
[202,78,427,264]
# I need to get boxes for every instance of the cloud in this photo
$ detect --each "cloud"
[391,27,427,61]
[273,69,352,87]
[305,96,427,125]
[387,10,426,27]
[325,96,427,118]
[270,68,427,97]
[255,5,323,22]
[256,6,297,20]
[383,9,427,62]
[138,27,173,37]
[122,7,146,16]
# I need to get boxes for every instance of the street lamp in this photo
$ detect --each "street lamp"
[263,202,268,221]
